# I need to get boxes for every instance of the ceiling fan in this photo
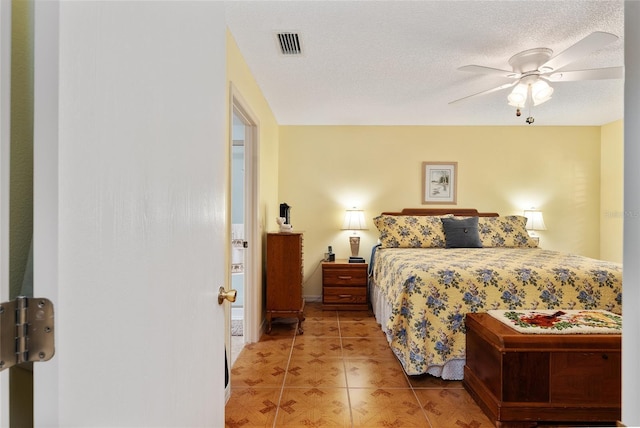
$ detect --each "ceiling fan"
[450,32,623,123]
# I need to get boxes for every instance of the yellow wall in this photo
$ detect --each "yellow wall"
[601,120,624,262]
[225,31,623,303]
[226,31,280,233]
[279,125,619,299]
[226,31,280,319]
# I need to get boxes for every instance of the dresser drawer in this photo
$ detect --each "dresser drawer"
[323,286,367,304]
[322,260,369,310]
[322,267,367,286]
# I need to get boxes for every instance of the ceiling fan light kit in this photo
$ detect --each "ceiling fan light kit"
[507,84,527,107]
[531,80,554,105]
[451,31,623,124]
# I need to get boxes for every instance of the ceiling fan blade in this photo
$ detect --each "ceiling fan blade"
[458,65,518,78]
[547,66,624,82]
[540,31,619,73]
[449,81,516,105]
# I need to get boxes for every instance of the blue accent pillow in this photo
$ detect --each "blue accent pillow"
[441,217,483,248]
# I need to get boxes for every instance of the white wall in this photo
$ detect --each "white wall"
[623,1,640,425]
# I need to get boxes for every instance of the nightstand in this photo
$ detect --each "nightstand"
[322,259,369,310]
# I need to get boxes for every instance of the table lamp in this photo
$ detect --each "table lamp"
[342,208,367,257]
[524,208,547,244]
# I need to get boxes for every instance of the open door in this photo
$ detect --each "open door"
[30,2,228,426]
[230,88,261,346]
[0,0,11,425]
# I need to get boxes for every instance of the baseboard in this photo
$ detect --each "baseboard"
[304,295,322,303]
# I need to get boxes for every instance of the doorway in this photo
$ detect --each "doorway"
[230,111,246,365]
[229,89,259,366]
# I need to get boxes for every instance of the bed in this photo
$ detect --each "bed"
[369,208,623,380]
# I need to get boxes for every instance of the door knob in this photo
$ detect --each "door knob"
[218,287,237,305]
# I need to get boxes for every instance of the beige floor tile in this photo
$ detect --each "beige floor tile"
[226,303,493,428]
[305,304,339,319]
[285,355,347,388]
[414,388,494,428]
[231,351,290,388]
[292,336,344,359]
[344,358,409,389]
[341,337,396,359]
[302,319,341,337]
[274,387,352,427]
[242,336,294,358]
[339,320,387,338]
[225,387,281,428]
[349,388,429,427]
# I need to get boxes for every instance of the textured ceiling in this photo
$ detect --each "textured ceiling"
[225,0,624,126]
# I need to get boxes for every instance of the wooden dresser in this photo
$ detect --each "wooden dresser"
[322,260,368,310]
[464,312,621,427]
[266,232,305,334]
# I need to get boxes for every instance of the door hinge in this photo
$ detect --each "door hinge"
[0,296,55,371]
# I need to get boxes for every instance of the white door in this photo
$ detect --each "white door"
[0,0,12,425]
[31,2,227,426]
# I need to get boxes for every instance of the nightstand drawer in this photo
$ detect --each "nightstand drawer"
[322,260,369,310]
[323,286,367,304]
[322,268,367,285]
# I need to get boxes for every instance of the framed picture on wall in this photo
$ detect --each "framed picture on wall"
[422,161,457,204]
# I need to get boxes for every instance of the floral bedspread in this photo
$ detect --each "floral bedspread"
[372,247,622,376]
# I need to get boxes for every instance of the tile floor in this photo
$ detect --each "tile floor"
[225,302,494,428]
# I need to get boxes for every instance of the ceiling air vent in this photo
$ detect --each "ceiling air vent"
[277,32,302,55]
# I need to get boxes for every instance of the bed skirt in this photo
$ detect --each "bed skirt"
[370,279,465,380]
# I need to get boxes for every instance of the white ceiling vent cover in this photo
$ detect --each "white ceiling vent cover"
[277,32,302,55]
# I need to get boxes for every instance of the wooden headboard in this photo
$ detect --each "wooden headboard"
[380,208,499,217]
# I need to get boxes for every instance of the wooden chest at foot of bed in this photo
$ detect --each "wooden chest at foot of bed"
[463,312,621,428]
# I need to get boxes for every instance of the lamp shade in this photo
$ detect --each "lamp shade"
[342,209,367,230]
[507,79,554,108]
[531,79,553,106]
[524,209,547,231]
[507,83,528,107]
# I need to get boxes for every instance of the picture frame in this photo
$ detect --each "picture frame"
[422,161,457,204]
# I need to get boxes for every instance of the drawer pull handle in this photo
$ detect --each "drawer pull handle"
[602,353,609,360]
[337,276,352,280]
[338,294,352,298]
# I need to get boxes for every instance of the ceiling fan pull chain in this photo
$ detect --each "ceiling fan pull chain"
[526,96,535,125]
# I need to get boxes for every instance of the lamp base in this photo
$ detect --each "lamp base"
[349,236,360,258]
